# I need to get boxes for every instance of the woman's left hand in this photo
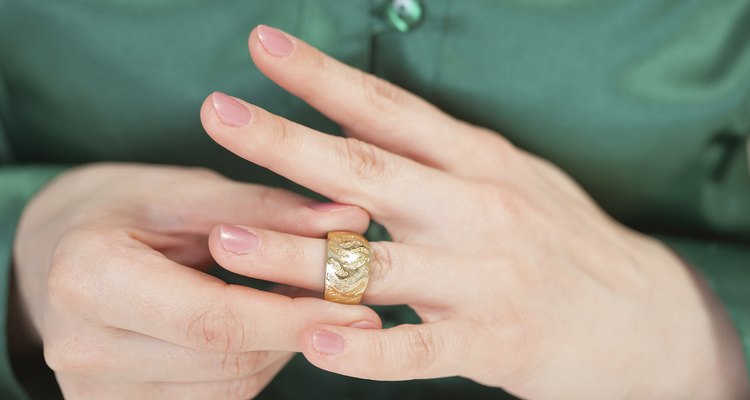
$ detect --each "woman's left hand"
[200,26,749,400]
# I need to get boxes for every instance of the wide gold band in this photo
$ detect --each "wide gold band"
[324,231,370,305]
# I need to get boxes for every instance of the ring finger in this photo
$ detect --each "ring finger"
[208,224,461,307]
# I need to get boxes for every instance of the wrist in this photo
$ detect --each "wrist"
[642,237,750,399]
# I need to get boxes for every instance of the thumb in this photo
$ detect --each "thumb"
[299,320,478,381]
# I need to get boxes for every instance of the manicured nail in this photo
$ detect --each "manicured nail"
[308,202,356,212]
[211,92,252,127]
[219,224,259,255]
[348,321,379,329]
[257,25,294,57]
[312,330,345,355]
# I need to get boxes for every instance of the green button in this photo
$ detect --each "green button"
[386,0,423,33]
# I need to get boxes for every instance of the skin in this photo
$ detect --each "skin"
[199,26,750,399]
[12,164,382,399]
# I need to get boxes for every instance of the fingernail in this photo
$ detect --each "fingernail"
[348,321,379,329]
[211,92,252,127]
[308,202,356,212]
[219,224,259,255]
[312,330,345,355]
[257,25,294,57]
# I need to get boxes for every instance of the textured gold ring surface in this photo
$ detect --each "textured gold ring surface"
[324,231,370,305]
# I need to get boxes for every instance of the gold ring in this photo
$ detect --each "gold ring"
[324,231,370,305]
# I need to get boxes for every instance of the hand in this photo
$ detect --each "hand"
[199,26,750,399]
[13,163,381,399]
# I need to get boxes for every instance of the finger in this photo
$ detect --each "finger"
[49,326,288,382]
[200,91,462,225]
[154,358,289,400]
[139,174,371,237]
[300,320,485,381]
[128,178,371,270]
[133,193,370,270]
[57,356,291,400]
[208,224,459,307]
[60,232,382,354]
[145,231,217,270]
[248,25,512,178]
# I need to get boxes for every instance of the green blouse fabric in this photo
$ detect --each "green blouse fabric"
[1,0,749,398]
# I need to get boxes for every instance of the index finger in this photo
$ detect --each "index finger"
[59,232,381,353]
[200,91,462,227]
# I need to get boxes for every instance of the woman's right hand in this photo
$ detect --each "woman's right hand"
[12,163,381,399]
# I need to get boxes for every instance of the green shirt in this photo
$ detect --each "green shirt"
[1,0,749,398]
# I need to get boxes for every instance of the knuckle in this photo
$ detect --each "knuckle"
[505,311,535,360]
[288,216,318,236]
[366,242,397,298]
[362,334,387,368]
[404,325,439,373]
[361,72,403,114]
[282,235,307,268]
[481,312,539,384]
[503,257,541,292]
[299,50,330,100]
[44,337,103,375]
[47,242,77,307]
[47,230,99,310]
[225,375,263,400]
[475,183,529,222]
[219,351,265,379]
[268,115,298,152]
[343,138,391,184]
[474,126,517,155]
[493,134,517,156]
[187,301,248,353]
[255,186,283,211]
[498,188,527,216]
[262,232,306,270]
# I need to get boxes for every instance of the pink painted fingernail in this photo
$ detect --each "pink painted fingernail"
[312,330,345,355]
[211,92,252,127]
[348,321,379,329]
[257,25,294,57]
[219,224,259,255]
[308,202,356,212]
